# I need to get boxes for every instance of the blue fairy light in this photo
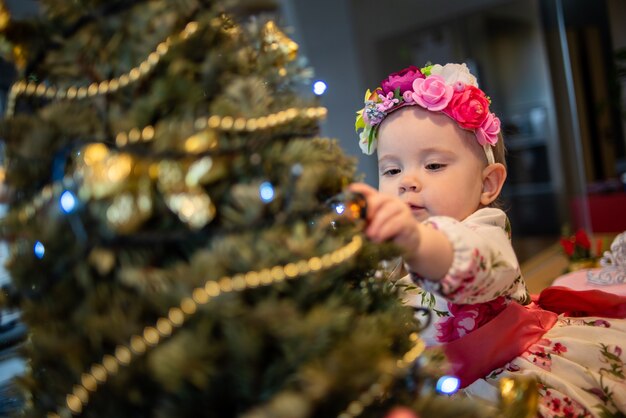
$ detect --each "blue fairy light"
[34,241,45,259]
[60,190,77,213]
[334,203,346,215]
[291,163,303,177]
[436,375,460,395]
[259,181,275,203]
[313,80,327,96]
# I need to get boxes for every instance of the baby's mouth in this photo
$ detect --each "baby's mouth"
[408,203,425,212]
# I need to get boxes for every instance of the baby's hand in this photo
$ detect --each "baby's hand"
[349,183,421,261]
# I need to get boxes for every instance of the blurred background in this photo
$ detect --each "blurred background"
[2,0,626,259]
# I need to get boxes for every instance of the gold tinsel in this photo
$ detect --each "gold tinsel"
[0,0,9,32]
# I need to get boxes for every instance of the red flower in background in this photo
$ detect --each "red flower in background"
[574,229,591,249]
[560,228,594,262]
[560,238,575,256]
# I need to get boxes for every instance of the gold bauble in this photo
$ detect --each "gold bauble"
[163,188,216,230]
[80,152,133,200]
[156,160,185,193]
[88,247,116,276]
[498,376,539,418]
[183,129,218,154]
[106,190,152,234]
[262,21,299,62]
[12,44,26,70]
[0,2,9,32]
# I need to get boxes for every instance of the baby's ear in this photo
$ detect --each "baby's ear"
[480,163,507,206]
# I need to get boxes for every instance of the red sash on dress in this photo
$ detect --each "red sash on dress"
[441,286,626,388]
[535,285,626,318]
[441,302,557,388]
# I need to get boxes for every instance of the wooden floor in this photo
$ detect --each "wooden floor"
[519,242,568,294]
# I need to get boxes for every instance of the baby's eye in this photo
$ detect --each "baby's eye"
[425,163,446,171]
[382,168,401,176]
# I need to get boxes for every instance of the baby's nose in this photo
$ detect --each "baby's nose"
[399,174,421,193]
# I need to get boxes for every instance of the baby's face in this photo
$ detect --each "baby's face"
[377,107,487,222]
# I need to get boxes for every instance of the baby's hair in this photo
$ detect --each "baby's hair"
[489,132,507,209]
[492,132,506,169]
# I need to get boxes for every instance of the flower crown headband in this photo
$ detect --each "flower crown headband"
[355,63,501,164]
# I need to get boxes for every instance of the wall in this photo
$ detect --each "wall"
[280,0,376,182]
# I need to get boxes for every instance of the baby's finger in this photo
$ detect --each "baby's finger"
[366,202,405,240]
[364,194,401,226]
[348,182,377,197]
[375,215,415,245]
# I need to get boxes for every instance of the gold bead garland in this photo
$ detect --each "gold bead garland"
[3,103,326,227]
[336,332,426,418]
[47,235,363,417]
[114,106,328,148]
[5,20,202,118]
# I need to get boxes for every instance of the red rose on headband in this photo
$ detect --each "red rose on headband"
[445,85,490,129]
[380,65,425,95]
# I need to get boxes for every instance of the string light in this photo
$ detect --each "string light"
[34,241,45,259]
[313,80,327,96]
[49,235,363,417]
[59,190,77,213]
[436,375,460,395]
[259,181,275,203]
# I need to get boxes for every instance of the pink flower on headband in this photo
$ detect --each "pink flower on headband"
[444,86,490,129]
[377,91,400,111]
[476,112,501,146]
[411,75,453,111]
[380,65,425,95]
[402,90,414,103]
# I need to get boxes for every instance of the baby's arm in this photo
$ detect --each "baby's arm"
[349,183,453,281]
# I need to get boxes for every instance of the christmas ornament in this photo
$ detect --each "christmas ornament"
[326,191,367,223]
[77,144,133,200]
[262,21,298,62]
[498,376,538,418]
[163,189,216,230]
[0,0,9,32]
[105,186,153,234]
[88,247,116,276]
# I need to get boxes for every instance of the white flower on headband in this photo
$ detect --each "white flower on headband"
[358,125,376,155]
[430,63,478,87]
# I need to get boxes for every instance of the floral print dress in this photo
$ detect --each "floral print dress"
[397,208,626,418]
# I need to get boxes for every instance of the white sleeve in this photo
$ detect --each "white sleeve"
[409,208,530,305]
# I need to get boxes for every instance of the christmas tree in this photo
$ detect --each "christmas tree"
[0,0,535,417]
